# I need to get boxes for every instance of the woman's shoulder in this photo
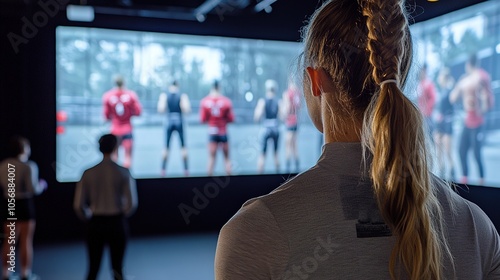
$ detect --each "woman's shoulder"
[225,165,327,231]
[434,180,498,234]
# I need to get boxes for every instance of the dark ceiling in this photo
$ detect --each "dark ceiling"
[65,0,488,23]
[0,0,488,23]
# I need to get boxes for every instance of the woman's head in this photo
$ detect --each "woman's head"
[302,0,412,122]
[302,1,450,279]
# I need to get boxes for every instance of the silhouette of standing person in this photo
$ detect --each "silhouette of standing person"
[74,134,138,280]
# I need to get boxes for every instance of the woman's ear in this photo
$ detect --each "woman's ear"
[306,67,335,97]
[306,67,322,97]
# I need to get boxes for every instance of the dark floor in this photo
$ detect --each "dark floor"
[30,233,218,280]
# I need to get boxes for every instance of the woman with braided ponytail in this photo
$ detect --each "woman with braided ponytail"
[215,0,500,279]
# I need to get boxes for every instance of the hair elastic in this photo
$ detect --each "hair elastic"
[379,79,398,87]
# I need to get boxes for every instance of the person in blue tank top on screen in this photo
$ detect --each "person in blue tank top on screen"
[254,79,282,174]
[157,80,192,177]
[215,1,500,279]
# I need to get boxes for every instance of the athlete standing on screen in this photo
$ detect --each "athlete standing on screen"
[450,54,494,185]
[254,79,282,174]
[417,64,437,138]
[102,75,142,169]
[158,81,191,177]
[434,67,456,180]
[200,80,235,176]
[282,80,301,173]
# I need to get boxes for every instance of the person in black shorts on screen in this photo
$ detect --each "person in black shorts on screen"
[434,67,455,180]
[200,81,235,176]
[282,80,301,173]
[158,81,191,176]
[254,79,282,173]
[450,54,494,184]
[0,136,47,280]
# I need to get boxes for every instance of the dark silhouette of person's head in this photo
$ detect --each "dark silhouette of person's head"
[7,136,30,158]
[172,80,178,87]
[468,54,478,67]
[114,75,125,88]
[213,80,220,91]
[466,54,478,73]
[99,134,118,155]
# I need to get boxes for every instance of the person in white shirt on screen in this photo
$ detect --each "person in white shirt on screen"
[215,0,500,279]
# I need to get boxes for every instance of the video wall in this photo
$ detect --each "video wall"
[55,26,321,182]
[410,0,500,186]
[56,0,500,187]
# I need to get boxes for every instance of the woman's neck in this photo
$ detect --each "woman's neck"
[322,115,363,143]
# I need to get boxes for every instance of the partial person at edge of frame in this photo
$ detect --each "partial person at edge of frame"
[0,136,47,280]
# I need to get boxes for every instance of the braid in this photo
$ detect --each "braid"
[362,1,446,279]
[363,0,406,83]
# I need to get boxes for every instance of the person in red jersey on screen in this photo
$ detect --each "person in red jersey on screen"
[0,136,47,280]
[102,75,142,169]
[215,1,500,279]
[417,64,437,137]
[450,54,495,185]
[200,80,235,176]
[282,79,301,173]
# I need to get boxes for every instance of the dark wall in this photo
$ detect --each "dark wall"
[1,0,499,244]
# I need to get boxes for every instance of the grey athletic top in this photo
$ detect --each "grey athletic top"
[215,142,500,279]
